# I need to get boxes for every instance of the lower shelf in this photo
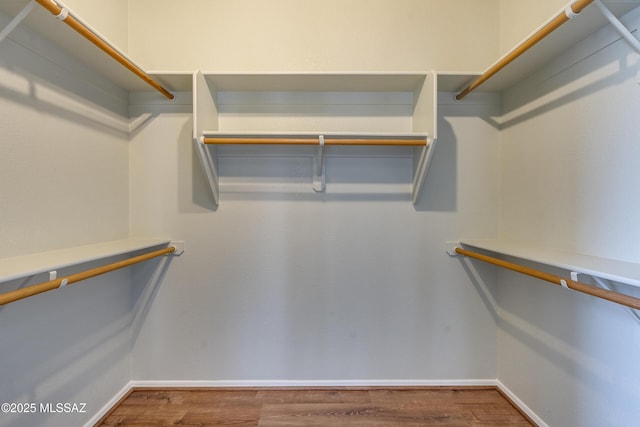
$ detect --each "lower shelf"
[0,238,173,284]
[457,239,640,288]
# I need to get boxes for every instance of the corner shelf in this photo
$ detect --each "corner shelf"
[447,1,639,96]
[0,238,174,284]
[458,239,640,288]
[192,72,438,207]
[0,1,175,96]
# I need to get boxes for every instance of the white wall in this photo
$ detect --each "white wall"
[0,11,132,427]
[128,93,502,382]
[128,0,500,72]
[499,0,566,55]
[7,0,640,424]
[64,0,129,51]
[497,6,640,426]
[127,0,503,383]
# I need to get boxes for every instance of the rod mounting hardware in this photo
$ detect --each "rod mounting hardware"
[445,241,461,256]
[55,6,69,21]
[565,3,580,20]
[169,241,185,256]
[313,135,326,192]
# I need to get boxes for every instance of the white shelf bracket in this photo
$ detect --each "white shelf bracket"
[593,0,640,55]
[193,136,220,207]
[445,241,462,256]
[0,0,36,44]
[412,138,437,205]
[313,135,326,192]
[169,241,185,256]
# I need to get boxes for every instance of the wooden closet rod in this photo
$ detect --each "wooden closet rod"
[456,0,594,100]
[455,247,640,310]
[203,137,427,146]
[0,245,175,306]
[34,0,174,100]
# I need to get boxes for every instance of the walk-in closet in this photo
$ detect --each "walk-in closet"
[1,1,639,425]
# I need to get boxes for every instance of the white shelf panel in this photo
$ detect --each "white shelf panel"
[201,72,428,92]
[446,1,639,94]
[0,238,171,283]
[0,2,181,94]
[460,239,640,288]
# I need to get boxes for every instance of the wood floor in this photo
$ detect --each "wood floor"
[96,387,535,426]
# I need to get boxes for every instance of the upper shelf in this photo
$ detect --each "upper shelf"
[443,1,640,96]
[200,72,431,92]
[0,0,177,95]
[191,72,438,207]
[459,239,640,288]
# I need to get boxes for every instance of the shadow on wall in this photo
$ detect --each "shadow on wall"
[499,268,640,426]
[0,33,130,137]
[0,255,172,427]
[498,35,636,130]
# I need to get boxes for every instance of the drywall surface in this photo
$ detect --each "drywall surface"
[0,12,130,258]
[0,16,132,427]
[126,0,503,384]
[127,0,500,72]
[499,0,566,55]
[64,0,129,51]
[497,6,640,426]
[128,92,502,382]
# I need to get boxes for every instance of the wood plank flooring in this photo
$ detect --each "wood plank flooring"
[96,387,535,426]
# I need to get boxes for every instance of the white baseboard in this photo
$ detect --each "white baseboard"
[83,381,134,427]
[87,379,546,427]
[129,378,498,388]
[496,380,548,427]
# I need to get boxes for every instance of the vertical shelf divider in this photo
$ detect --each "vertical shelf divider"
[411,71,438,204]
[193,71,220,207]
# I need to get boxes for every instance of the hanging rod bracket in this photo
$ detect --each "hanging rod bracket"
[313,135,326,192]
[194,136,220,207]
[55,6,69,21]
[168,241,185,256]
[412,137,435,205]
[445,241,462,256]
[565,3,580,20]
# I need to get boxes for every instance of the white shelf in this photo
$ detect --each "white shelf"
[199,72,430,92]
[0,238,171,284]
[0,1,180,94]
[443,1,639,95]
[192,72,438,207]
[459,239,640,288]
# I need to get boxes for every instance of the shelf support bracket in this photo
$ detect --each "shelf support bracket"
[593,0,640,55]
[0,0,36,44]
[313,135,326,192]
[412,138,436,205]
[194,136,220,207]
